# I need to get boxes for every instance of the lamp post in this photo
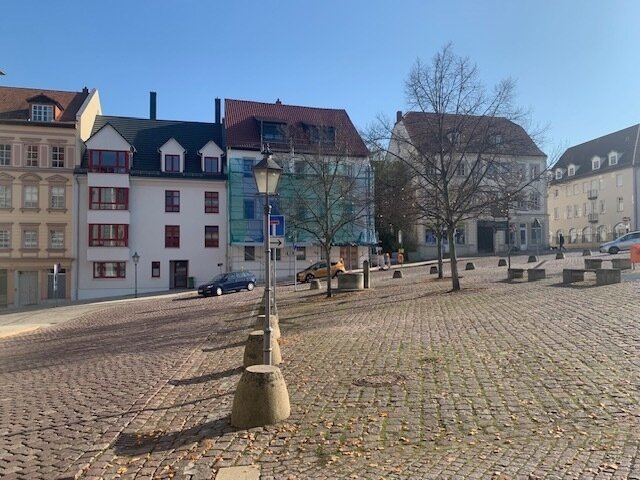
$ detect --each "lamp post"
[132,251,140,298]
[253,144,282,365]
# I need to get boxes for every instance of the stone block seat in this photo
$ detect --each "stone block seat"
[508,268,525,280]
[527,268,546,281]
[562,268,621,286]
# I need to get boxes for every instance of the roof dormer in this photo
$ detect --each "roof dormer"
[159,138,186,173]
[592,156,601,170]
[27,94,63,122]
[567,163,576,176]
[555,168,563,180]
[608,151,618,166]
[198,140,223,174]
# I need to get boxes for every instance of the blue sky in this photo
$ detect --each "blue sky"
[2,0,638,158]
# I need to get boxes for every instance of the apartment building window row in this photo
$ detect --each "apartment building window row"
[32,105,53,122]
[152,261,160,277]
[0,144,10,166]
[23,185,39,209]
[0,185,11,208]
[165,190,180,212]
[205,226,219,248]
[164,154,180,173]
[203,156,220,174]
[0,226,10,248]
[26,145,39,167]
[165,225,180,248]
[88,150,129,174]
[23,229,38,248]
[49,229,65,249]
[51,146,65,168]
[89,224,128,247]
[90,187,129,210]
[50,186,65,209]
[93,262,126,279]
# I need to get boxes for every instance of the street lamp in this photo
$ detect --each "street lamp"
[253,144,282,365]
[132,251,140,298]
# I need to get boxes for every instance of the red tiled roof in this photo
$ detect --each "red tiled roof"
[0,86,89,122]
[225,99,369,157]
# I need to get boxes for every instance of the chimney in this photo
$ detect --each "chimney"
[215,98,221,124]
[150,91,157,120]
[82,86,89,93]
[275,98,282,105]
[396,110,403,123]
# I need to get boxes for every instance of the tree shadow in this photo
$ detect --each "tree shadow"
[168,366,243,386]
[113,416,234,455]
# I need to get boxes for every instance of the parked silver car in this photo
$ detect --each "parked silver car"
[599,230,640,254]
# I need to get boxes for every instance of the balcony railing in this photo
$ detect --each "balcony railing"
[587,189,598,200]
[588,213,599,223]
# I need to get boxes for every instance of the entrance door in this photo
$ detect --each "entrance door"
[519,224,528,250]
[47,269,66,300]
[18,271,38,306]
[0,269,7,308]
[170,261,188,289]
[477,226,494,253]
[339,245,358,270]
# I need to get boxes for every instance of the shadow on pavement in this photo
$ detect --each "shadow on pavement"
[202,340,246,352]
[168,366,243,386]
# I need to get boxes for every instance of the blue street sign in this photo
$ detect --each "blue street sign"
[270,215,286,237]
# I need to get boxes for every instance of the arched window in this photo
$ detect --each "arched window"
[614,222,627,239]
[556,229,564,243]
[567,164,575,176]
[597,225,608,242]
[582,226,593,243]
[531,218,542,245]
[569,228,577,244]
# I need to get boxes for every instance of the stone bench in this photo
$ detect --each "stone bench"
[562,268,621,286]
[508,268,525,280]
[584,258,602,269]
[527,268,546,281]
[337,272,364,291]
[585,257,632,270]
[611,258,632,270]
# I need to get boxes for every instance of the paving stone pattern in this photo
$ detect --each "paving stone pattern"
[1,253,639,479]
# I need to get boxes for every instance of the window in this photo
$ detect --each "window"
[456,162,466,176]
[204,191,219,213]
[23,185,38,209]
[454,226,465,245]
[616,174,623,187]
[164,154,180,173]
[32,105,53,122]
[152,261,160,278]
[295,246,306,260]
[617,197,624,212]
[0,228,10,248]
[599,200,606,214]
[554,189,558,197]
[90,187,128,210]
[205,226,219,247]
[261,122,286,143]
[89,224,128,247]
[531,219,542,245]
[294,160,306,176]
[531,164,540,179]
[0,185,11,208]
[609,152,618,166]
[273,249,282,261]
[165,190,180,212]
[425,228,437,244]
[0,144,11,166]
[582,182,588,193]
[51,146,65,168]
[203,156,219,173]
[89,150,129,173]
[165,225,180,248]
[599,177,605,190]
[244,199,255,219]
[243,159,254,177]
[555,169,563,180]
[49,230,64,249]
[553,208,558,220]
[566,206,572,219]
[23,229,38,248]
[573,184,579,195]
[244,246,255,261]
[309,125,336,145]
[567,165,575,176]
[565,185,571,196]
[574,204,579,217]
[592,157,600,170]
[93,262,126,279]
[26,145,39,167]
[50,186,65,209]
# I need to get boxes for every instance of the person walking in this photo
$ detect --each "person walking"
[559,233,566,252]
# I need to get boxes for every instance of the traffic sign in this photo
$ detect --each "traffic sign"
[269,238,284,248]
[270,215,286,237]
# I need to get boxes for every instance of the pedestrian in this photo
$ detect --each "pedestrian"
[559,233,566,252]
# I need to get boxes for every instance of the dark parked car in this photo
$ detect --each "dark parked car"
[197,271,256,297]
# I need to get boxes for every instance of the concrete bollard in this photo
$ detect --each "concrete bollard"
[255,314,280,340]
[498,258,507,266]
[309,279,321,290]
[527,255,538,263]
[231,365,290,428]
[556,252,565,260]
[582,249,591,256]
[363,260,370,289]
[393,270,403,279]
[465,262,475,270]
[430,265,438,274]
[337,273,364,291]
[243,330,282,367]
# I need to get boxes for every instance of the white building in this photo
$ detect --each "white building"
[75,97,226,300]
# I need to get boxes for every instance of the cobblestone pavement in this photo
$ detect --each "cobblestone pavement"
[1,252,639,479]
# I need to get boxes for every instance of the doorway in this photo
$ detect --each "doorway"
[170,261,188,289]
[519,224,528,250]
[339,245,359,270]
[18,271,38,306]
[0,269,7,308]
[477,226,494,253]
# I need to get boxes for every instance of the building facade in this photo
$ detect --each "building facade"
[75,98,226,300]
[548,124,640,248]
[0,86,100,307]
[389,112,548,260]
[225,99,375,281]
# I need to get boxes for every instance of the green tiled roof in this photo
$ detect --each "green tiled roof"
[85,115,225,176]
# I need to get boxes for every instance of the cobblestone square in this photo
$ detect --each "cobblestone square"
[1,253,639,479]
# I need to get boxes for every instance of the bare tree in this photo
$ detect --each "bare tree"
[278,133,374,297]
[368,44,547,291]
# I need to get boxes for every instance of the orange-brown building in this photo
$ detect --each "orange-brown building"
[0,86,101,307]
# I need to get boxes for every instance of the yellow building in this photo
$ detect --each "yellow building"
[0,86,101,307]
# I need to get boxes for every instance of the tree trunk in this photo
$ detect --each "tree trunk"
[436,231,443,279]
[448,228,461,291]
[325,244,333,297]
